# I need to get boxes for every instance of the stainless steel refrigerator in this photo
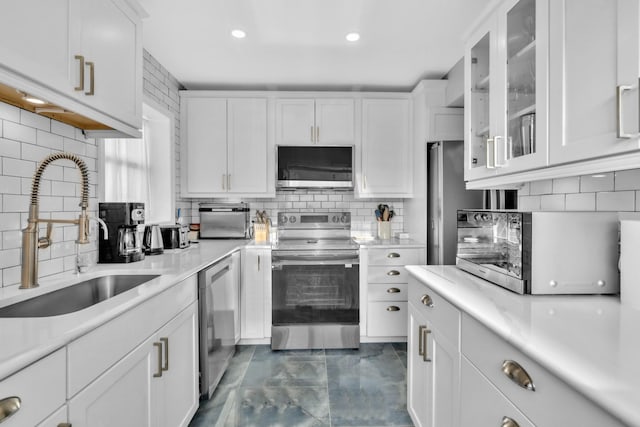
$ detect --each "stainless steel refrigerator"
[426,141,483,265]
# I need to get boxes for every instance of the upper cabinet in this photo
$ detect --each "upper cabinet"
[275,98,356,145]
[0,0,142,136]
[180,95,272,198]
[466,0,640,187]
[359,98,413,198]
[465,0,548,181]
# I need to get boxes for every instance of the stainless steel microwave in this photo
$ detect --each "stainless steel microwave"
[455,210,619,295]
[276,145,354,189]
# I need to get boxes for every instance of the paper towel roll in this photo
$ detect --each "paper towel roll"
[620,220,640,309]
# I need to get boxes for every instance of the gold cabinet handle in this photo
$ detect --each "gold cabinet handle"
[85,61,95,95]
[310,126,315,143]
[0,396,21,423]
[153,342,163,377]
[257,255,261,271]
[420,294,434,308]
[386,305,400,312]
[387,270,400,276]
[387,252,400,258]
[74,55,85,91]
[501,416,520,427]
[386,287,401,293]
[160,337,169,372]
[502,360,535,391]
[418,325,426,356]
[422,328,432,362]
[363,175,367,189]
[58,423,73,427]
[617,84,635,139]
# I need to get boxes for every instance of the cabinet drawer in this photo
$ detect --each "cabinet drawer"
[67,275,197,397]
[461,357,535,427]
[368,248,421,266]
[0,349,66,427]
[408,278,459,343]
[367,301,408,337]
[368,283,407,301]
[368,266,409,283]
[462,314,624,427]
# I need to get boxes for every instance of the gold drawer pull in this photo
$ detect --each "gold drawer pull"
[387,252,400,258]
[153,342,163,377]
[418,325,426,356]
[387,287,401,293]
[161,337,169,372]
[58,423,73,427]
[502,360,535,391]
[387,270,401,276]
[0,396,21,423]
[74,55,84,91]
[386,305,400,312]
[420,294,434,307]
[502,416,520,427]
[422,328,432,362]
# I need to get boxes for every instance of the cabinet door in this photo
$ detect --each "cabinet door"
[275,99,315,144]
[36,405,67,427]
[0,1,72,94]
[367,301,408,337]
[549,0,640,164]
[231,251,242,343]
[182,97,228,195]
[407,305,433,427]
[227,98,269,194]
[460,357,535,427]
[155,303,198,427]
[431,326,459,427]
[360,98,412,197]
[315,99,356,145]
[70,0,142,127]
[241,248,272,339]
[68,337,155,427]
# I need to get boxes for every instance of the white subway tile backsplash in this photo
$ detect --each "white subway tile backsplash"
[63,137,87,156]
[0,137,21,158]
[40,164,64,181]
[3,266,20,287]
[3,121,37,144]
[615,169,640,191]
[3,194,30,212]
[529,179,552,195]
[0,213,20,232]
[0,176,21,195]
[38,258,64,277]
[20,110,51,131]
[0,248,20,269]
[51,181,76,197]
[552,177,580,194]
[0,103,20,122]
[540,194,565,211]
[581,172,614,193]
[21,142,52,162]
[50,120,76,139]
[2,231,21,250]
[2,157,35,178]
[596,191,635,211]
[519,195,541,210]
[565,193,596,211]
[36,130,64,150]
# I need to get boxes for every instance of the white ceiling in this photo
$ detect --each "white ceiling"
[137,0,491,91]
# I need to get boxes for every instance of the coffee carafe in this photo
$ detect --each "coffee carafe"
[98,202,146,263]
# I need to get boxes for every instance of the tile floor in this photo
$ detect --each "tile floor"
[189,343,414,427]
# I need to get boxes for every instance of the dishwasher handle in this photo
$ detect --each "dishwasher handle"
[199,257,232,289]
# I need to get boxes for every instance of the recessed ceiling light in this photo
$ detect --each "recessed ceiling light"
[231,29,246,39]
[346,32,360,42]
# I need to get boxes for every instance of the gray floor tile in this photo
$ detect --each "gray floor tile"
[242,359,327,387]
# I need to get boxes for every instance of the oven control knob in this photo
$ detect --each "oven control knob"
[332,215,339,223]
[340,214,348,223]
[280,215,287,224]
[289,216,297,223]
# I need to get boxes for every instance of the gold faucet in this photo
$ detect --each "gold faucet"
[21,152,92,289]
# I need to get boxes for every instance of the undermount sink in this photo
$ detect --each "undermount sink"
[0,274,160,318]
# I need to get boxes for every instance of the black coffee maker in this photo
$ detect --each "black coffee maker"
[98,202,146,263]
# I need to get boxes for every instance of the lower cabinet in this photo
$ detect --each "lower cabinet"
[241,247,272,340]
[407,278,460,427]
[68,302,198,427]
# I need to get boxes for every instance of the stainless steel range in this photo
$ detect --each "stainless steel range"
[271,212,359,350]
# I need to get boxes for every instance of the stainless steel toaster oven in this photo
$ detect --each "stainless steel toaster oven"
[199,203,250,239]
[455,210,619,295]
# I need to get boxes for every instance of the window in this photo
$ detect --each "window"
[100,101,174,224]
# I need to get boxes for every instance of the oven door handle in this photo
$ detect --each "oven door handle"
[272,253,359,266]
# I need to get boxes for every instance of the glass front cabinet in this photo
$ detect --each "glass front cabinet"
[465,0,549,181]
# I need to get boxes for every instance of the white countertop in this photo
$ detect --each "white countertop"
[406,265,640,427]
[355,237,424,248]
[0,240,245,381]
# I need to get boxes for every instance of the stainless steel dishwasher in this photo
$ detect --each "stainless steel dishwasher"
[198,255,237,399]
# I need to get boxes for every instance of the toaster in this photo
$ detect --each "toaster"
[160,225,189,249]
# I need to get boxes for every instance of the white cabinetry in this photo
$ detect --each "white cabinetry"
[407,278,460,427]
[0,0,142,134]
[465,0,549,181]
[240,247,272,341]
[275,98,356,145]
[181,95,271,197]
[364,247,423,338]
[360,98,412,197]
[0,349,66,427]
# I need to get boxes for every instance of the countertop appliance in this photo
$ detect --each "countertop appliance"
[198,256,237,399]
[276,145,354,189]
[456,210,619,295]
[160,224,189,249]
[98,202,145,263]
[271,212,359,350]
[199,203,250,239]
[143,224,164,255]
